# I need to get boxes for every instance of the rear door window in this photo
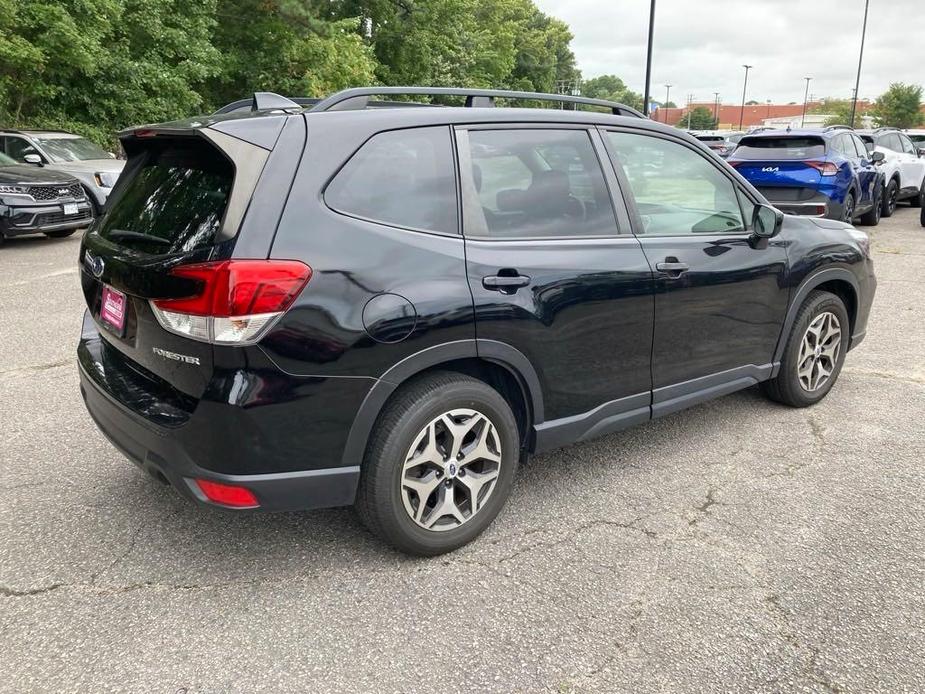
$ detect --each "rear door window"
[325,126,457,235]
[459,128,618,238]
[899,134,917,155]
[98,138,233,255]
[734,137,826,160]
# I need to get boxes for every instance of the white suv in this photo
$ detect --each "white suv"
[857,128,925,217]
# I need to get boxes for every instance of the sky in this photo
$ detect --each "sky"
[533,0,925,106]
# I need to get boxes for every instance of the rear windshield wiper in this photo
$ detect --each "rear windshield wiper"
[106,229,172,245]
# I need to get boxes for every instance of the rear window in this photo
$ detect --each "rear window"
[325,126,457,234]
[695,136,726,142]
[98,139,232,254]
[734,137,826,160]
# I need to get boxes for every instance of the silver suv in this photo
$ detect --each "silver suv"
[0,130,124,216]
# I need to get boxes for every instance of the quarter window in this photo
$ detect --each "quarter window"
[461,129,618,238]
[325,126,457,235]
[606,131,747,235]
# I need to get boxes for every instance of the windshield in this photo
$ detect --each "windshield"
[734,137,826,160]
[34,137,110,162]
[0,152,17,166]
[97,139,233,254]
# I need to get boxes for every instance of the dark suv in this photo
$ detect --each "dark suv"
[78,87,876,555]
[1,151,92,242]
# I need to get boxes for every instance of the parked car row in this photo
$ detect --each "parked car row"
[722,125,925,224]
[0,129,124,244]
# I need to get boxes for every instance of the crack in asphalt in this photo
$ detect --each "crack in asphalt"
[843,367,925,385]
[0,583,65,597]
[0,358,71,377]
[688,486,725,526]
[763,594,843,693]
[491,517,658,566]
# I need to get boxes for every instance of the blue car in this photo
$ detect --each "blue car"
[728,126,884,225]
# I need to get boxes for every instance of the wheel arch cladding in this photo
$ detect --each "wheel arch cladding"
[774,268,859,364]
[340,341,544,467]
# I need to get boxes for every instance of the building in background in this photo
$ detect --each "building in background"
[653,101,873,129]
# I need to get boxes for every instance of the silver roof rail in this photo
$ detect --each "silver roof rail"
[309,86,646,118]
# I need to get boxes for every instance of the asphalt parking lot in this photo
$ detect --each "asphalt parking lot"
[1,209,923,693]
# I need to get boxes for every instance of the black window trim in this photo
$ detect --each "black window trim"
[321,124,462,239]
[453,123,629,242]
[598,126,760,239]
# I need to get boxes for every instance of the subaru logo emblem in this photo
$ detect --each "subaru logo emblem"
[85,251,104,278]
[447,463,458,477]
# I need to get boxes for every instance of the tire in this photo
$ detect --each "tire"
[858,185,881,226]
[761,291,850,408]
[43,229,78,239]
[841,192,856,223]
[909,182,924,209]
[881,179,898,218]
[355,371,520,556]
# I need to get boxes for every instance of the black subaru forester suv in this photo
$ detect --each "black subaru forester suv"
[78,87,876,555]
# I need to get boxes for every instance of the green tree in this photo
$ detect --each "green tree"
[582,74,642,111]
[0,0,585,146]
[686,106,717,130]
[810,98,862,127]
[1,0,221,146]
[202,1,376,107]
[871,82,924,129]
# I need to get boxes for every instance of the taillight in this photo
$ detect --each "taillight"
[150,260,311,345]
[804,160,839,176]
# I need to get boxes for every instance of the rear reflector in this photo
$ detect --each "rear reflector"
[150,259,311,345]
[195,479,259,508]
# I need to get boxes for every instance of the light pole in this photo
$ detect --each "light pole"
[849,0,870,128]
[686,93,693,130]
[713,92,720,127]
[801,76,812,127]
[663,84,672,123]
[643,0,656,117]
[739,64,752,130]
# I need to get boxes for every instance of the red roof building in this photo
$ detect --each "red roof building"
[653,101,874,129]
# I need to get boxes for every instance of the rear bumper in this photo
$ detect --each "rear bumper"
[80,364,360,511]
[78,313,366,512]
[772,201,832,218]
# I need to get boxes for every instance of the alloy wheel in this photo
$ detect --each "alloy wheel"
[887,184,898,215]
[843,195,855,222]
[400,409,502,531]
[797,311,842,392]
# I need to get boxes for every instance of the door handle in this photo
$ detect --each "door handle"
[655,261,690,278]
[482,273,531,292]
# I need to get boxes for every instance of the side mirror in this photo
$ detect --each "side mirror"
[871,151,885,164]
[752,204,783,238]
[23,153,43,166]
